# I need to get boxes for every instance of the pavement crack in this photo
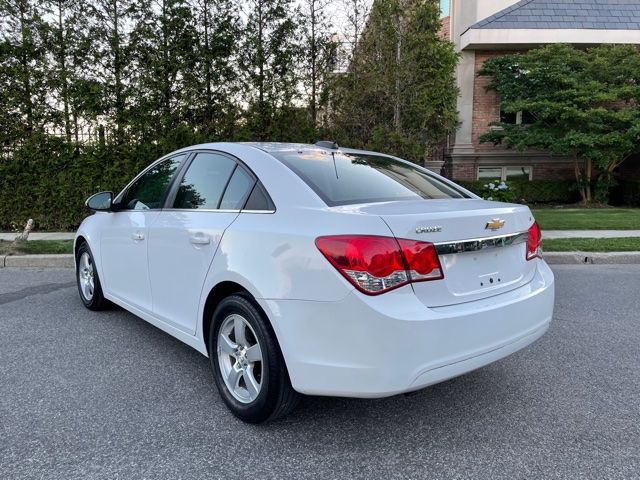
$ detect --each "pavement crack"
[0,281,76,306]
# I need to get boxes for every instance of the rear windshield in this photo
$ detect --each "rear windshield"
[272,150,470,206]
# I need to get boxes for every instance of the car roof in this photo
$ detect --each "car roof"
[239,142,314,153]
[173,141,388,158]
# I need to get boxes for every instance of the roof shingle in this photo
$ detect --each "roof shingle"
[470,0,640,30]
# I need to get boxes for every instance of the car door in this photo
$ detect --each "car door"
[100,155,185,312]
[147,151,257,335]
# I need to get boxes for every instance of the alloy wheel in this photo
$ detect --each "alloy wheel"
[78,252,95,301]
[217,314,264,403]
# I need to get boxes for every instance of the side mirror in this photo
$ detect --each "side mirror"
[85,192,114,212]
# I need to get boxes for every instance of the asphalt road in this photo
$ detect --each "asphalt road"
[1,265,639,479]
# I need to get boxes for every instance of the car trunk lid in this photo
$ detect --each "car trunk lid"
[338,199,537,307]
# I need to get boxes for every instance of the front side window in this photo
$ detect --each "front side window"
[120,155,184,210]
[272,151,469,207]
[173,153,237,210]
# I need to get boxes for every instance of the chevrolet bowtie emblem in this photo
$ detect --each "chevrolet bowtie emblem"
[485,219,505,231]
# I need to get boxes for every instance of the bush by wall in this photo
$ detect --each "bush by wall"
[456,180,582,204]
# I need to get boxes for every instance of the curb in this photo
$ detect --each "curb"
[2,253,640,268]
[544,252,640,265]
[1,254,75,268]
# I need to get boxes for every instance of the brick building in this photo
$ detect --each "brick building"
[432,0,640,182]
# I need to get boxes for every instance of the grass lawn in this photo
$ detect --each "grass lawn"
[0,239,73,255]
[532,208,640,230]
[543,237,640,252]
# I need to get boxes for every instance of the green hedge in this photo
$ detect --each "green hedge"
[1,126,222,231]
[0,137,632,232]
[0,135,177,231]
[456,180,582,204]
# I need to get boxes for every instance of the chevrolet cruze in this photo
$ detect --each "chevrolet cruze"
[75,142,555,423]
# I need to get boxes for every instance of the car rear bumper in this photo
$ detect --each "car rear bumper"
[259,260,555,398]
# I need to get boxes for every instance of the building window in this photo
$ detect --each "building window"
[500,108,535,125]
[478,166,531,181]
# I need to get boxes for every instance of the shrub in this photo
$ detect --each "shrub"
[456,180,581,204]
[480,180,517,203]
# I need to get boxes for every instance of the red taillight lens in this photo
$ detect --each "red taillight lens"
[316,235,443,295]
[526,221,543,261]
[397,240,444,281]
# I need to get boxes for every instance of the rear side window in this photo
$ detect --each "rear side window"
[272,151,469,206]
[244,184,273,211]
[219,166,254,210]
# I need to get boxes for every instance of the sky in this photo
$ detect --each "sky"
[441,0,450,17]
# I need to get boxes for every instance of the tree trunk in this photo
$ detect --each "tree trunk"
[113,0,124,144]
[585,158,592,202]
[573,150,587,203]
[57,2,72,141]
[16,219,34,241]
[393,11,403,133]
[310,0,317,125]
[203,0,212,126]
[19,3,34,135]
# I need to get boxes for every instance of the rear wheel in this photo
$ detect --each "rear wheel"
[209,294,299,423]
[76,242,110,311]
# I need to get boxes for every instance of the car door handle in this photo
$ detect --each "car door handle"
[131,232,145,241]
[189,235,210,245]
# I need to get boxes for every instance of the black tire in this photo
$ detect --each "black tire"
[209,294,300,424]
[76,242,111,311]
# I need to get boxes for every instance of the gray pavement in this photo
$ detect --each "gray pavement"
[1,265,639,479]
[2,231,640,268]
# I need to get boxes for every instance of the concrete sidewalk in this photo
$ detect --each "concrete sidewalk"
[2,230,640,267]
[0,232,75,241]
[542,230,640,239]
[543,230,640,265]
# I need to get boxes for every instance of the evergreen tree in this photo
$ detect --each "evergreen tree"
[331,0,459,163]
[88,0,137,143]
[238,0,301,140]
[188,0,241,140]
[299,0,338,129]
[41,0,94,142]
[0,0,47,143]
[129,0,198,150]
[334,0,370,96]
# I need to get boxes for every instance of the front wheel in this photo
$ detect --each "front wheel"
[209,294,299,423]
[76,242,111,311]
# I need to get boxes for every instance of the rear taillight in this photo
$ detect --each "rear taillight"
[526,221,543,261]
[316,235,443,295]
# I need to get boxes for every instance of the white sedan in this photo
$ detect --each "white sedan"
[75,142,555,423]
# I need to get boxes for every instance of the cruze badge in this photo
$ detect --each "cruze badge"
[485,219,505,231]
[416,226,442,234]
